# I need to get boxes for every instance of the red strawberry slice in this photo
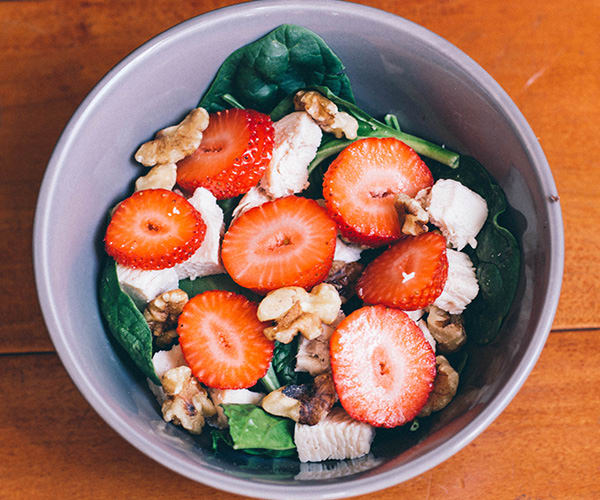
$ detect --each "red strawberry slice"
[357,232,448,310]
[323,137,433,246]
[177,290,274,389]
[330,305,436,428]
[176,108,274,199]
[105,189,205,270]
[221,196,337,293]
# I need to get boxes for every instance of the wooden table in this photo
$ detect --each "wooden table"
[1,0,598,498]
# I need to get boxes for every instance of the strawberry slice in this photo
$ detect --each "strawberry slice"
[221,196,337,293]
[330,305,436,428]
[105,189,205,270]
[323,137,433,246]
[177,290,274,389]
[357,232,448,310]
[176,108,274,199]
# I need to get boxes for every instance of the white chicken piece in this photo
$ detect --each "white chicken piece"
[295,407,375,462]
[231,185,271,220]
[433,249,479,314]
[417,318,436,353]
[425,179,488,250]
[148,344,187,405]
[175,187,224,280]
[402,309,424,322]
[152,344,186,379]
[333,237,363,263]
[295,323,335,376]
[116,264,179,308]
[259,111,322,198]
[208,388,265,428]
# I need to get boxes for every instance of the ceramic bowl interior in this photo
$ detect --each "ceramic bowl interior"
[34,1,563,498]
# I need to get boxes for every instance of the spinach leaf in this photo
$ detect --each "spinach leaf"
[272,338,299,386]
[178,274,259,302]
[99,258,159,384]
[428,156,521,343]
[221,404,296,453]
[217,196,242,229]
[199,25,355,114]
[211,428,296,458]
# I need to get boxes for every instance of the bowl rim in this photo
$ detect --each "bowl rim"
[33,0,564,498]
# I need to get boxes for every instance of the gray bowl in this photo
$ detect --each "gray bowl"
[33,1,563,498]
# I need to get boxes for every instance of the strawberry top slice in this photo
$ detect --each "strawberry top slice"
[176,108,274,199]
[104,189,205,270]
[323,137,433,246]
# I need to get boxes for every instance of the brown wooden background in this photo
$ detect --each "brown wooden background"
[1,0,599,498]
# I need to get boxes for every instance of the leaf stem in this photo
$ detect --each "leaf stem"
[221,93,245,109]
[260,364,281,393]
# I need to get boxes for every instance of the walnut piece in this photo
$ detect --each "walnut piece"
[143,289,188,349]
[261,373,337,425]
[418,355,459,417]
[323,261,364,303]
[258,284,342,343]
[134,107,209,167]
[426,305,466,353]
[395,192,429,236]
[294,90,358,140]
[135,163,177,192]
[161,366,216,434]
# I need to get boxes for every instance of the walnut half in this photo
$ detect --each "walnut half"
[161,366,216,434]
[418,355,459,417]
[294,90,358,140]
[143,289,188,349]
[134,107,209,167]
[257,284,342,344]
[395,192,429,236]
[426,305,466,353]
[261,373,337,425]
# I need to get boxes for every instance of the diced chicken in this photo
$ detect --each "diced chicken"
[208,388,265,428]
[333,237,363,263]
[417,318,436,353]
[433,249,479,314]
[152,344,186,378]
[402,309,424,322]
[208,388,264,406]
[296,323,335,376]
[424,179,488,250]
[116,264,179,308]
[295,407,375,462]
[175,187,224,280]
[259,112,322,198]
[231,186,270,220]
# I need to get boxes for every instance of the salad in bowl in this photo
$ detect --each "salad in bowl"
[99,25,520,463]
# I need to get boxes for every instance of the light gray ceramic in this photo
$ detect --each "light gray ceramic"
[33,1,563,498]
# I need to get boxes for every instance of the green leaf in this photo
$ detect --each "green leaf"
[260,364,282,393]
[98,258,159,384]
[217,196,242,229]
[428,156,521,343]
[211,428,296,457]
[178,274,260,302]
[199,25,355,114]
[222,404,296,452]
[272,338,299,386]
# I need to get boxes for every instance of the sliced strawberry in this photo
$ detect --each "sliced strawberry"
[323,137,433,246]
[177,290,274,389]
[221,196,337,293]
[330,305,436,428]
[105,189,205,270]
[176,108,274,199]
[357,232,448,310]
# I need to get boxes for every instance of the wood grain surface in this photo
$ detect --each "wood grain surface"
[1,0,598,498]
